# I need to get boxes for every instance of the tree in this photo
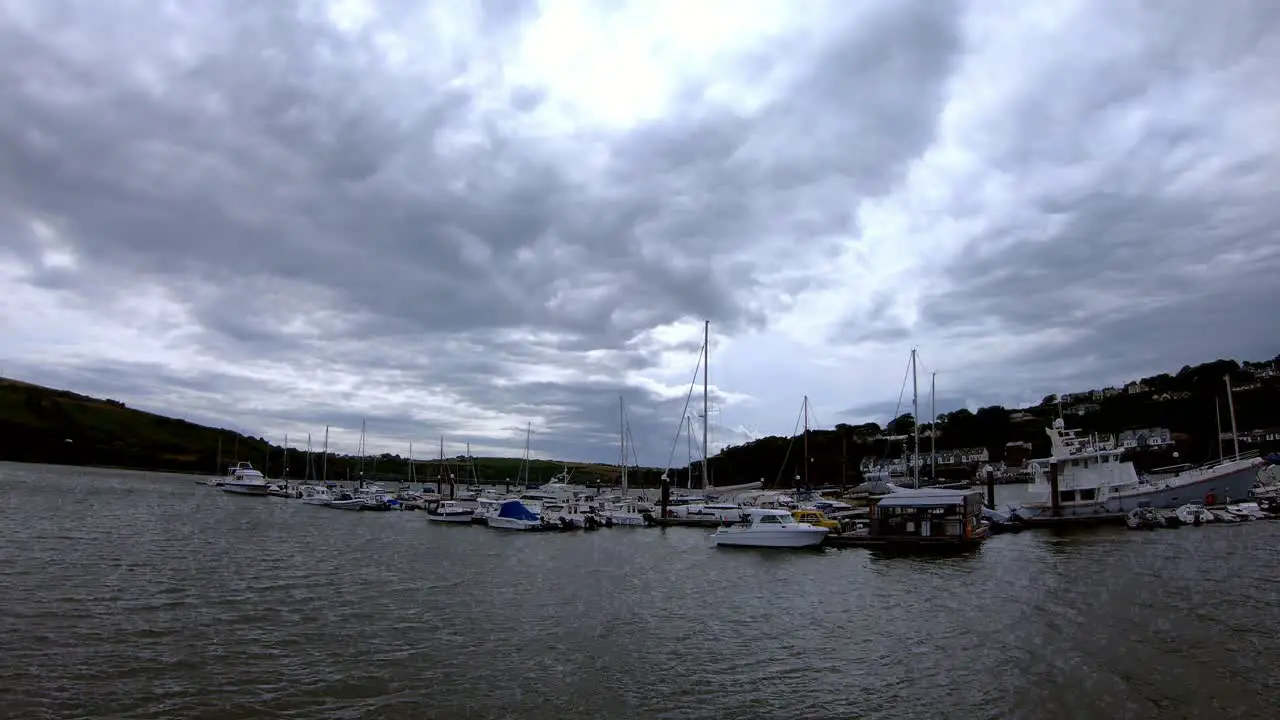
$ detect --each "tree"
[886,413,915,436]
[1041,394,1057,406]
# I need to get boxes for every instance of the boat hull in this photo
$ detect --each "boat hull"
[1013,461,1262,520]
[426,512,474,523]
[221,483,270,496]
[486,517,541,531]
[712,528,829,548]
[327,500,366,511]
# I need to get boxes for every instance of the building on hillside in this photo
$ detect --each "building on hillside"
[1153,391,1191,401]
[1125,381,1149,395]
[1004,441,1033,468]
[1064,403,1100,417]
[1009,411,1036,422]
[1118,427,1173,450]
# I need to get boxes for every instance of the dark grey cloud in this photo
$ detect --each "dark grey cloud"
[2,0,1272,461]
[899,1,1280,413]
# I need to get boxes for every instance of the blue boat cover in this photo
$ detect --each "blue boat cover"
[497,500,539,522]
[1265,453,1280,465]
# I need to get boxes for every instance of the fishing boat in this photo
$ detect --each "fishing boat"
[1008,419,1263,524]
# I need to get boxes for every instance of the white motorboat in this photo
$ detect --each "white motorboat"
[220,462,270,496]
[326,489,366,511]
[473,497,505,525]
[266,483,296,498]
[600,499,652,527]
[1174,503,1214,524]
[548,501,604,529]
[1225,502,1267,520]
[711,508,829,548]
[426,500,475,523]
[299,485,333,506]
[486,499,545,531]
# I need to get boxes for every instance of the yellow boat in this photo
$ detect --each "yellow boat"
[791,509,840,530]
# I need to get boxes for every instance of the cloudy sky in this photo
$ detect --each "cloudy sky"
[2,0,1278,466]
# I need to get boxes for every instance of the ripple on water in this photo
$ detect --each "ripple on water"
[1,464,1278,719]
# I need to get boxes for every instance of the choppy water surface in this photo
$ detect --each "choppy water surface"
[0,464,1276,719]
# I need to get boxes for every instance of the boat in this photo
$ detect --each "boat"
[548,501,604,530]
[426,500,475,523]
[1125,507,1162,530]
[1225,502,1268,520]
[299,485,333,506]
[473,497,505,525]
[711,508,829,548]
[599,498,653,527]
[354,485,395,511]
[1174,503,1214,525]
[326,489,366,511]
[1008,419,1264,523]
[220,462,270,496]
[266,483,296,498]
[486,499,546,531]
[790,508,840,530]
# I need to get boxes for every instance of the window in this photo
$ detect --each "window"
[756,514,784,524]
[1102,455,1110,463]
[1079,488,1097,501]
[1058,490,1076,503]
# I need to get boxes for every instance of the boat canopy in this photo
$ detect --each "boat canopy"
[497,500,540,522]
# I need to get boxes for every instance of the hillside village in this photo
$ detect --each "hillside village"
[847,357,1280,482]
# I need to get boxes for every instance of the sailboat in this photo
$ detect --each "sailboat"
[676,320,761,497]
[600,396,652,526]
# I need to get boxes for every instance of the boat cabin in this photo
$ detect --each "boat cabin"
[870,489,987,543]
[791,509,839,529]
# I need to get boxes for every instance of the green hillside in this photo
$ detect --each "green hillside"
[0,377,660,484]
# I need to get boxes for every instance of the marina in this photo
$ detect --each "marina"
[2,461,1279,719]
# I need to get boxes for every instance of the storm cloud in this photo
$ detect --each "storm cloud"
[1,0,1276,463]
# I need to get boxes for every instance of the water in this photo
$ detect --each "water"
[0,464,1276,719]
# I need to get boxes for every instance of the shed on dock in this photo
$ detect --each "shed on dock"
[869,488,987,543]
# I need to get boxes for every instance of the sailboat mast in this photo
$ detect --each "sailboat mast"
[524,423,531,488]
[321,425,329,483]
[408,442,414,485]
[1215,396,1223,460]
[802,395,810,489]
[685,414,693,489]
[619,396,628,494]
[703,319,710,489]
[911,348,920,488]
[1225,374,1240,458]
[283,433,289,480]
[358,419,367,477]
[930,372,937,481]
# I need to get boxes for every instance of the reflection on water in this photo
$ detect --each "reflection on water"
[0,464,1276,719]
